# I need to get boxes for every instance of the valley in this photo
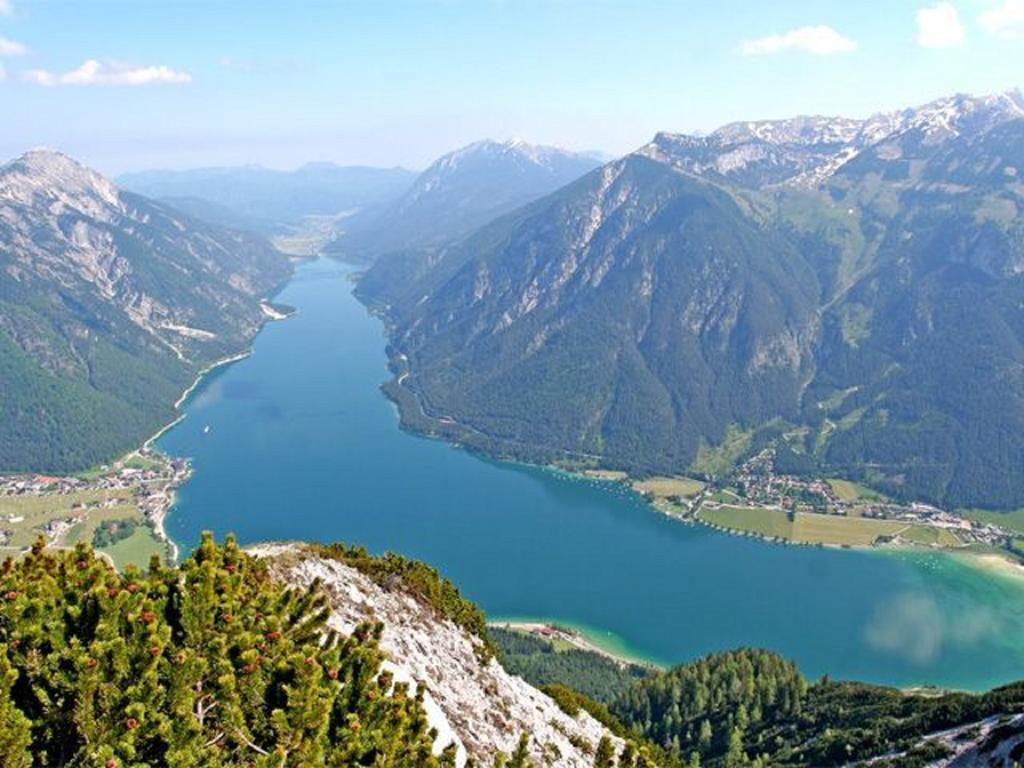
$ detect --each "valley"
[7,2,1024,762]
[6,110,1024,700]
[154,257,1024,692]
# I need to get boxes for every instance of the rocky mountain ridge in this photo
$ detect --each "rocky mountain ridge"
[640,90,1024,188]
[0,149,291,472]
[361,90,1024,509]
[252,543,620,767]
[332,138,602,266]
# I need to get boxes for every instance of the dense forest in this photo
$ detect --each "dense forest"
[490,629,1024,767]
[612,649,805,765]
[612,651,1024,767]
[491,627,652,704]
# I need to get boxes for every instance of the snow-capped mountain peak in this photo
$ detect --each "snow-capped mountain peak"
[638,89,1024,188]
[711,115,864,147]
[407,138,599,201]
[429,138,590,174]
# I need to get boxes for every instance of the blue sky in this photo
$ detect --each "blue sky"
[1,0,1022,174]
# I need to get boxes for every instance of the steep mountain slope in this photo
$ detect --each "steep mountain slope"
[368,91,1024,509]
[118,162,416,235]
[255,543,621,767]
[0,149,292,472]
[381,156,820,474]
[338,139,601,277]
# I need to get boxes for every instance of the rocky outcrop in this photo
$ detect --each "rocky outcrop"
[252,543,619,768]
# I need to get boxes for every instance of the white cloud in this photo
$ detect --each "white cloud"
[916,2,966,48]
[0,1,12,16]
[0,37,27,57]
[0,64,6,82]
[740,25,857,56]
[23,59,192,87]
[980,0,1024,39]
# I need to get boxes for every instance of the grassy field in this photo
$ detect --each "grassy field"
[1,489,166,570]
[99,526,167,571]
[698,505,794,539]
[64,504,141,546]
[791,513,906,546]
[897,525,962,548]
[827,478,886,503]
[122,453,166,472]
[708,488,743,504]
[697,504,962,549]
[633,476,705,499]
[690,424,754,476]
[961,507,1024,536]
[0,489,134,549]
[64,506,166,570]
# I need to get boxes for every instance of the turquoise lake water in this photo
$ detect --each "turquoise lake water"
[159,258,1024,691]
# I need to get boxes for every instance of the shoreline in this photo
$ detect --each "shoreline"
[138,301,297,564]
[489,620,664,671]
[380,344,1024,580]
[372,301,1024,577]
[139,349,253,564]
[950,550,1024,583]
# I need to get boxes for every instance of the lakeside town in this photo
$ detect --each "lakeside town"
[628,446,1018,557]
[0,448,190,567]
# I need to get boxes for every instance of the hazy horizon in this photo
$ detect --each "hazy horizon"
[2,0,1022,175]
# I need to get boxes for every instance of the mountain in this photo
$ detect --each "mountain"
[334,139,602,274]
[118,162,416,235]
[364,91,1024,510]
[0,149,292,473]
[256,543,621,767]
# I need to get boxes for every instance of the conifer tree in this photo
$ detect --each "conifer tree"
[0,534,472,767]
[594,735,616,767]
[0,644,31,768]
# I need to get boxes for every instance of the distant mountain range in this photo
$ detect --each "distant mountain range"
[0,149,292,473]
[362,91,1024,510]
[337,139,602,273]
[118,162,416,235]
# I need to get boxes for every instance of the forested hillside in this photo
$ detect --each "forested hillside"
[363,91,1024,510]
[498,635,1024,767]
[0,150,292,473]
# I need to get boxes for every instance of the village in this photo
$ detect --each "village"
[0,448,190,567]
[644,447,1016,553]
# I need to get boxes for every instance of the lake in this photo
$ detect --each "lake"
[160,258,1024,691]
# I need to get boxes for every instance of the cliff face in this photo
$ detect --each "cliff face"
[252,543,618,767]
